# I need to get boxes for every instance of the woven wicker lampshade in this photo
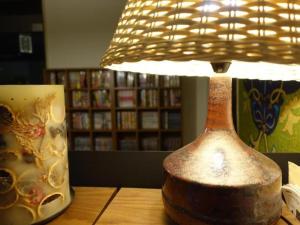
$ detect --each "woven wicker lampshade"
[101,0,300,80]
[99,1,299,225]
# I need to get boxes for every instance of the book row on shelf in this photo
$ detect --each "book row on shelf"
[49,70,181,88]
[69,111,181,130]
[71,90,111,108]
[73,135,181,151]
[50,70,113,89]
[93,90,111,107]
[115,72,180,88]
[118,90,135,107]
[140,90,158,107]
[139,74,159,87]
[163,136,182,151]
[49,71,65,85]
[162,89,181,107]
[91,70,112,89]
[72,112,89,130]
[142,137,159,151]
[163,112,181,129]
[141,112,159,129]
[74,136,113,151]
[116,71,135,87]
[116,72,180,88]
[117,111,136,129]
[70,89,181,108]
[163,76,180,88]
[69,71,87,89]
[119,137,137,151]
[94,112,112,130]
[74,136,90,151]
[95,137,113,151]
[72,91,89,108]
[71,112,112,130]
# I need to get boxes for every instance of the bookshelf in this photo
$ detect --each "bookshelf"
[44,69,183,151]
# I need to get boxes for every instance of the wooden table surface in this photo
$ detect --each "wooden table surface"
[48,187,117,225]
[50,187,300,225]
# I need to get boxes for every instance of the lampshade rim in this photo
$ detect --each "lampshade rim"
[104,59,300,81]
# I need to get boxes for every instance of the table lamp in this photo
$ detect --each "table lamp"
[100,0,300,224]
[0,86,72,225]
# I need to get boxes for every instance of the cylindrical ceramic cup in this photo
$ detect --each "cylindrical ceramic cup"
[0,85,72,225]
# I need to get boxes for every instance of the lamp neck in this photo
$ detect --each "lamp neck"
[205,76,234,130]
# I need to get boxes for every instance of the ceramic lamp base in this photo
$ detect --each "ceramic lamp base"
[162,77,282,225]
[163,192,280,225]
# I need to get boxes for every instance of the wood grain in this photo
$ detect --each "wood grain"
[48,187,116,225]
[96,188,175,225]
[278,205,300,225]
[96,188,299,225]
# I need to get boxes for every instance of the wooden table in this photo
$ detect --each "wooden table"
[48,187,117,225]
[50,187,300,225]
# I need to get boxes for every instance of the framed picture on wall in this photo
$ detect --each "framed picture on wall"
[19,34,33,54]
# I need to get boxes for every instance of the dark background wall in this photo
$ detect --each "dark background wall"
[68,151,299,188]
[0,0,44,84]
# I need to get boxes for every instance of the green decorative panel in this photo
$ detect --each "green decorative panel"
[237,80,300,153]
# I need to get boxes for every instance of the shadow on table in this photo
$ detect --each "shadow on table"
[162,212,178,225]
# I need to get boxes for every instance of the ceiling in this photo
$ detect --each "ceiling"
[0,0,42,15]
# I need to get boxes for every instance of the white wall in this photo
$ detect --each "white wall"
[43,0,208,144]
[181,77,208,143]
[43,0,126,68]
[196,78,209,135]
